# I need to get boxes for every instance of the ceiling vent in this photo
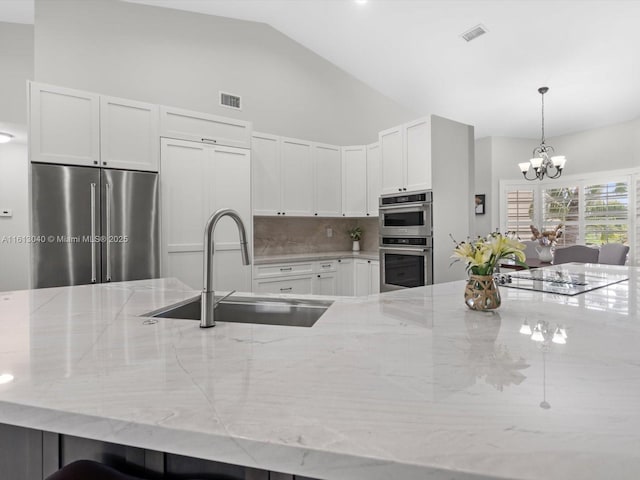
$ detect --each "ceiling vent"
[219,91,242,110]
[461,24,488,42]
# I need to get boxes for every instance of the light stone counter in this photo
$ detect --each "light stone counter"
[254,251,379,265]
[0,263,639,479]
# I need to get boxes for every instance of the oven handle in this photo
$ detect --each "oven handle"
[379,202,430,210]
[380,247,430,253]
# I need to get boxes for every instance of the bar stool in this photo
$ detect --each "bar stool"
[45,460,148,480]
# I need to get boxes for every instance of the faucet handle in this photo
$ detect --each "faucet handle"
[214,290,236,308]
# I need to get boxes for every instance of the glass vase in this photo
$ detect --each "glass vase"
[464,274,501,311]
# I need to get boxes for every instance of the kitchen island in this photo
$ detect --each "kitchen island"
[0,264,639,480]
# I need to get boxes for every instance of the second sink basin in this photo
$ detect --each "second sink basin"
[144,295,333,328]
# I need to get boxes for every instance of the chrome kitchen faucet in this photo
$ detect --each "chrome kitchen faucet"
[201,208,251,328]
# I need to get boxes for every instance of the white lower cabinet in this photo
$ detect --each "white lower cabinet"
[254,258,377,297]
[337,258,355,296]
[254,276,313,295]
[313,273,337,295]
[355,259,380,296]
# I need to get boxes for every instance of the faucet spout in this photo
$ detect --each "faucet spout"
[201,208,251,328]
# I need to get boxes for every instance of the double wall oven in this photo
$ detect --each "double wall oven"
[379,190,433,292]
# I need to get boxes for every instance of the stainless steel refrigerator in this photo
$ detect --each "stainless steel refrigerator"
[31,163,160,288]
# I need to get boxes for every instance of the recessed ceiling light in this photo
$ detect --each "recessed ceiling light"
[0,373,14,384]
[355,0,368,5]
[0,133,14,144]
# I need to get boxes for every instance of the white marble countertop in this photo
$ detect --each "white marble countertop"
[1,263,639,479]
[254,251,379,265]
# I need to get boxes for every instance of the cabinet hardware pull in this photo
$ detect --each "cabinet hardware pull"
[280,287,292,292]
[317,275,321,278]
[321,264,331,268]
[280,267,292,271]
[90,183,97,283]
[201,138,217,144]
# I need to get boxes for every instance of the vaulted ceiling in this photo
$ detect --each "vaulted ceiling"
[3,0,639,138]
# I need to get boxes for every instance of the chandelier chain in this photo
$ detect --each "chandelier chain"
[540,91,545,145]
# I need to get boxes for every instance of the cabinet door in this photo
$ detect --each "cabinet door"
[341,146,367,217]
[313,273,337,296]
[100,96,159,171]
[336,258,354,296]
[379,125,405,194]
[369,260,380,294]
[254,276,313,295]
[366,142,381,216]
[160,138,208,289]
[405,117,431,192]
[252,133,281,216]
[280,137,314,216]
[30,82,100,166]
[354,259,371,296]
[209,146,252,292]
[159,106,251,148]
[313,143,342,217]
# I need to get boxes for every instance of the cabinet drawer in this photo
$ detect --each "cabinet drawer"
[255,262,314,278]
[253,276,313,295]
[160,106,251,148]
[314,260,337,273]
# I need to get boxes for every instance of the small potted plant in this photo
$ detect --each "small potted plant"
[347,226,363,252]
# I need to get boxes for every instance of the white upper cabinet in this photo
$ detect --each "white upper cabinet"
[405,117,431,192]
[280,137,314,217]
[252,133,281,216]
[313,143,342,217]
[30,82,100,167]
[379,125,404,194]
[342,145,367,217]
[159,106,251,149]
[380,117,431,194]
[366,142,381,216]
[100,96,159,171]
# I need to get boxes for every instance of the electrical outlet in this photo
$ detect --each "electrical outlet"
[326,227,333,238]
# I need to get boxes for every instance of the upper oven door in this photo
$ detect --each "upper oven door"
[379,204,432,236]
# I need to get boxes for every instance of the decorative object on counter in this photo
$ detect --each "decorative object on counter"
[451,232,526,310]
[530,223,563,262]
[518,86,567,181]
[348,226,363,252]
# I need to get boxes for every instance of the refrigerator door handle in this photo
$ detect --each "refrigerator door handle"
[90,182,97,283]
[105,182,112,282]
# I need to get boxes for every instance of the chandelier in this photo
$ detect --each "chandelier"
[518,87,566,181]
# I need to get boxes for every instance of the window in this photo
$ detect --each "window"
[501,170,639,265]
[583,182,628,246]
[542,186,579,246]
[506,189,534,239]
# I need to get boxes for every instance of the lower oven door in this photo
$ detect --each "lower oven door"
[380,247,433,292]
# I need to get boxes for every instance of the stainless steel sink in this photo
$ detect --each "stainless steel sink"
[142,295,333,328]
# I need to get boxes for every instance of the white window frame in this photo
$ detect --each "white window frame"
[500,168,640,266]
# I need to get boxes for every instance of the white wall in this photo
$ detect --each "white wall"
[34,0,416,145]
[0,141,30,292]
[0,22,33,292]
[0,22,33,125]
[431,115,474,284]
[473,136,493,236]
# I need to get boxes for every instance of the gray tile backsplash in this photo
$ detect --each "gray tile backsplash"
[254,217,379,256]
